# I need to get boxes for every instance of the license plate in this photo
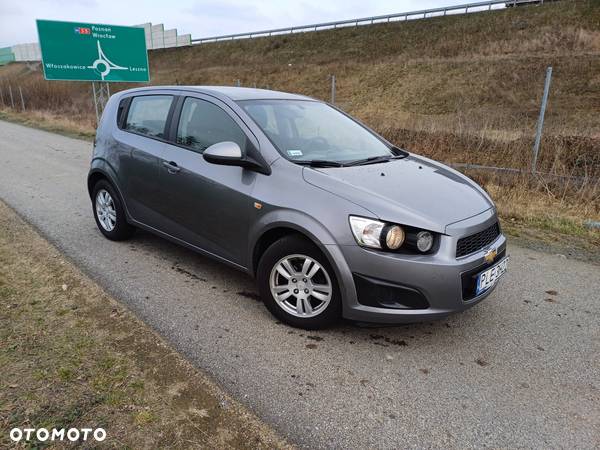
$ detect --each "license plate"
[476,257,509,295]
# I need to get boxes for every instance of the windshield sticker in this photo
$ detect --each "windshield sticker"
[287,149,303,157]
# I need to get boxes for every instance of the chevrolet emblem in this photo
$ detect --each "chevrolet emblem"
[483,248,497,264]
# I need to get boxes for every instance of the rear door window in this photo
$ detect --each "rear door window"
[125,95,173,139]
[176,97,247,152]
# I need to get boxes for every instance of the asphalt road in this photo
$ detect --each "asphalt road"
[0,120,598,449]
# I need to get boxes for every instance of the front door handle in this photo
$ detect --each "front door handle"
[162,161,181,174]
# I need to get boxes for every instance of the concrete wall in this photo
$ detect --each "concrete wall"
[11,43,42,62]
[134,22,190,50]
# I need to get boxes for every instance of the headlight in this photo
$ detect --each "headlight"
[349,216,435,253]
[384,225,405,250]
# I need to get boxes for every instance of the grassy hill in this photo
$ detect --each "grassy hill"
[1,0,599,241]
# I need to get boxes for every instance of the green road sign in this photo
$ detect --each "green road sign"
[37,19,149,82]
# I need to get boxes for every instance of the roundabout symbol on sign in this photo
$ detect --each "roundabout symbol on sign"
[88,41,128,80]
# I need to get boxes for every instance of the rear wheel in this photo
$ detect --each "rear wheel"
[92,180,135,241]
[257,235,341,329]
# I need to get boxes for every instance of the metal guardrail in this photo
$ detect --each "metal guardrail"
[192,0,544,44]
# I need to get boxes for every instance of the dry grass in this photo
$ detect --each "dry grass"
[0,107,95,139]
[0,0,598,235]
[0,201,290,449]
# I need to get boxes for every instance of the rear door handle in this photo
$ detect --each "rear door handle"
[162,161,181,173]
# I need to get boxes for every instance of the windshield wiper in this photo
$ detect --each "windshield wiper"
[294,151,408,168]
[294,160,346,168]
[346,154,405,166]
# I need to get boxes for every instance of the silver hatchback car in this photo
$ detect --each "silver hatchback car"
[88,86,508,329]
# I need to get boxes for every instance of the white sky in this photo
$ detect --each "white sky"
[0,0,482,47]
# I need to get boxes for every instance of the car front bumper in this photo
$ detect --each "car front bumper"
[327,209,508,324]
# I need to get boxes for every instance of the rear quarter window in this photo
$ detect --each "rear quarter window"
[116,98,128,128]
[125,95,173,139]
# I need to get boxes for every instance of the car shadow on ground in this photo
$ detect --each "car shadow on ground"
[125,228,497,351]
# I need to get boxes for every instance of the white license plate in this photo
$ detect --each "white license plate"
[476,257,509,295]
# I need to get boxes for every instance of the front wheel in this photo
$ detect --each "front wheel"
[257,235,341,329]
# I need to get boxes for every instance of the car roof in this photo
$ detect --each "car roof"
[118,85,314,102]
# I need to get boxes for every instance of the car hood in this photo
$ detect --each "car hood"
[302,155,494,233]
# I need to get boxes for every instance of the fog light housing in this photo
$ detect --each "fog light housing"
[416,231,434,252]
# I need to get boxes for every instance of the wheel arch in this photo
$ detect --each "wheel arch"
[87,159,120,197]
[87,170,109,199]
[252,227,304,276]
[249,213,341,279]
[87,162,131,221]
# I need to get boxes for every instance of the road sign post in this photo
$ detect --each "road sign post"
[37,19,149,123]
[92,82,111,125]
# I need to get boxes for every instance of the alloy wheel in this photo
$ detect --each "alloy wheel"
[269,254,333,318]
[95,189,117,232]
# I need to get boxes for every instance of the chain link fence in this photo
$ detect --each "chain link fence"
[230,66,598,185]
[0,85,26,111]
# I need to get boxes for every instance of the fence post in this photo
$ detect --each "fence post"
[0,86,4,107]
[19,86,25,111]
[8,85,14,109]
[330,74,336,104]
[92,82,99,124]
[532,66,552,173]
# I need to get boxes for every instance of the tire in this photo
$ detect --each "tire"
[257,235,341,329]
[92,179,135,241]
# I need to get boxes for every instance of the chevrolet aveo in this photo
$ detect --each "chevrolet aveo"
[88,86,508,329]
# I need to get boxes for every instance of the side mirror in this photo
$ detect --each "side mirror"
[203,141,244,165]
[202,141,272,175]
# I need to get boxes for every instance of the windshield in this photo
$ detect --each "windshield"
[238,100,394,164]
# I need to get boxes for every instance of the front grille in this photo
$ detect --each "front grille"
[456,222,500,258]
